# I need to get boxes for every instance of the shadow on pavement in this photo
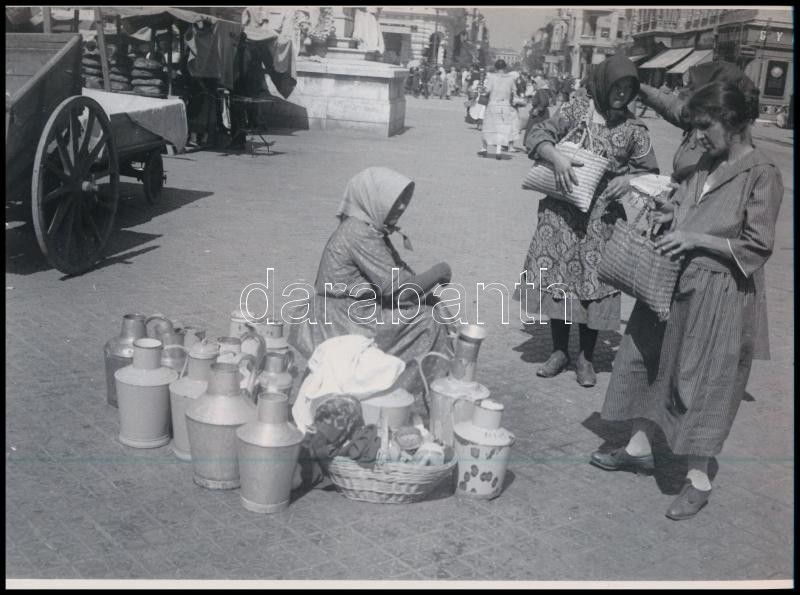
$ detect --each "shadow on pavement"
[582,411,719,495]
[514,323,621,373]
[5,183,212,277]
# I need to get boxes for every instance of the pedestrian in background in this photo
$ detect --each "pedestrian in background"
[477,59,518,159]
[523,78,551,146]
[516,53,659,387]
[593,82,783,520]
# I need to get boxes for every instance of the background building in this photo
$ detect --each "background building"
[490,47,521,68]
[377,7,489,67]
[627,8,793,116]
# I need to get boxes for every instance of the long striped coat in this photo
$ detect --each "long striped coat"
[601,147,784,456]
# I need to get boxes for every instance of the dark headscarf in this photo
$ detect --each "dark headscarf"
[588,53,639,124]
[682,60,759,121]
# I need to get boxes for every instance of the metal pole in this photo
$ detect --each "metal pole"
[95,7,112,92]
[73,9,80,33]
[167,23,173,97]
[43,7,52,33]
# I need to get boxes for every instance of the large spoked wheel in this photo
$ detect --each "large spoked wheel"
[141,151,165,204]
[32,96,119,276]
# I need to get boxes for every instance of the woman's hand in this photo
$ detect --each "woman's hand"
[551,150,584,194]
[649,197,676,226]
[654,231,704,258]
[599,175,631,201]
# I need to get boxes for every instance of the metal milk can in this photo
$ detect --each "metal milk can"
[453,399,515,500]
[185,362,257,489]
[236,392,304,513]
[216,337,259,400]
[104,313,147,408]
[250,317,289,351]
[160,328,187,372]
[416,324,490,447]
[169,340,220,461]
[115,338,179,448]
[180,325,206,350]
[256,349,295,398]
[145,314,174,339]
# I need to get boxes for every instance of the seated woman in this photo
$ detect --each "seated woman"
[288,167,455,394]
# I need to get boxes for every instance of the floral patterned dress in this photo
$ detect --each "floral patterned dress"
[516,96,659,330]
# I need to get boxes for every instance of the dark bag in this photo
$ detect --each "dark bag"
[477,93,489,106]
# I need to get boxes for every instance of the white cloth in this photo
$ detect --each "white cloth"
[80,88,188,153]
[292,335,405,432]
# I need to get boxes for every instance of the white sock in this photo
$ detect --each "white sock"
[687,456,711,491]
[624,429,652,456]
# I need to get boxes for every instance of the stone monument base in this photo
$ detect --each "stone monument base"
[267,58,408,137]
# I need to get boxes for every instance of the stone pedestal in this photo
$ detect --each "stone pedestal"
[269,59,408,137]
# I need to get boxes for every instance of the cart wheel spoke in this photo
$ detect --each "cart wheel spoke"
[46,195,72,236]
[83,203,104,245]
[54,128,73,175]
[43,184,71,205]
[62,203,77,263]
[45,159,72,185]
[79,109,96,159]
[70,109,82,164]
[92,188,116,212]
[84,135,108,171]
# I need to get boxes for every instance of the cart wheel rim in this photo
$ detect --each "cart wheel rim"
[142,152,164,204]
[31,95,119,276]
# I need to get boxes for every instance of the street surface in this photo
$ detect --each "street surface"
[5,94,794,584]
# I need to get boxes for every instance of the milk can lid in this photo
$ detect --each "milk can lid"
[191,340,220,359]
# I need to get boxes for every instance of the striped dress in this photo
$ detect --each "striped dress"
[601,147,784,456]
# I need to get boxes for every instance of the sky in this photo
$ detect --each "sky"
[480,7,557,51]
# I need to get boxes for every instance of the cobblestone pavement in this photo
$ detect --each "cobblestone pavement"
[6,94,794,584]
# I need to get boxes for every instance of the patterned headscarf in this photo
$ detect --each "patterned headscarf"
[588,53,639,123]
[337,167,415,250]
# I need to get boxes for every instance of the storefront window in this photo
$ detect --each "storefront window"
[764,60,788,98]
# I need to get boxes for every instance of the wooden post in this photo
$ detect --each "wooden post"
[43,7,52,33]
[167,22,173,97]
[150,26,157,57]
[73,9,80,33]
[95,8,112,92]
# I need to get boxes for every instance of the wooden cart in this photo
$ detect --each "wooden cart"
[6,32,179,275]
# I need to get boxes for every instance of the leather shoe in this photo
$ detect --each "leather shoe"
[536,351,570,378]
[666,481,711,520]
[590,447,655,474]
[576,355,596,387]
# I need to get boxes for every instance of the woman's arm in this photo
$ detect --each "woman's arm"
[638,84,689,130]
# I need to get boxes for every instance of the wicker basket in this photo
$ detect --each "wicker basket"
[326,456,457,504]
[522,106,610,212]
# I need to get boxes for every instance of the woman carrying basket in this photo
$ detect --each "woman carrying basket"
[515,53,659,387]
[591,82,783,520]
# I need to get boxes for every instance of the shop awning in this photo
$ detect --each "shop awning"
[639,47,694,69]
[667,49,714,74]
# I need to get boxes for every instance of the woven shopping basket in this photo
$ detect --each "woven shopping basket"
[326,456,457,504]
[522,108,610,212]
[597,207,683,322]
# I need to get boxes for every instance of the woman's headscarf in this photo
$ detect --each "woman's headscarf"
[682,60,759,121]
[588,53,639,123]
[337,167,415,249]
